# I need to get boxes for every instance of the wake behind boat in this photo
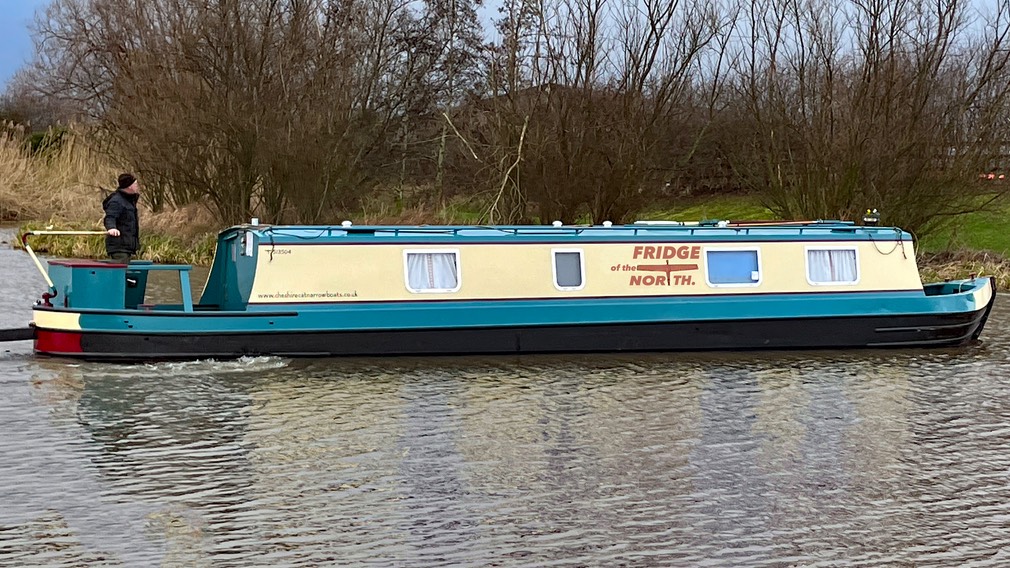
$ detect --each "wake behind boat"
[8,219,996,360]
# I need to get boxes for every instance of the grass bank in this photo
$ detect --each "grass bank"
[13,191,1010,287]
[913,202,1010,288]
[642,195,776,223]
[646,194,1010,288]
[917,207,1010,253]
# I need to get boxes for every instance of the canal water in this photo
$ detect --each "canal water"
[2,232,1010,567]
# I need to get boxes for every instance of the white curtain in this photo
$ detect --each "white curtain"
[407,252,458,290]
[807,249,857,283]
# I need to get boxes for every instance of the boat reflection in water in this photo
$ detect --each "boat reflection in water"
[17,354,709,564]
[22,357,280,565]
[11,342,1006,566]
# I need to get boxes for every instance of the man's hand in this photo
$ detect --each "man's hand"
[107,228,120,237]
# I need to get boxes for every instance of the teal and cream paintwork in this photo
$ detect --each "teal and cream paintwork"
[30,221,997,359]
[245,234,923,303]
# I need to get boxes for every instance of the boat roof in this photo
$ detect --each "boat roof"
[223,220,913,244]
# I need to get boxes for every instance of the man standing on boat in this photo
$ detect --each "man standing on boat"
[103,173,141,263]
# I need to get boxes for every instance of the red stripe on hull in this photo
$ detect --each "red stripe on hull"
[35,330,84,354]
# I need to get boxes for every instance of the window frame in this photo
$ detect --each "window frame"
[551,248,586,291]
[804,245,860,286]
[703,246,763,288]
[402,248,462,293]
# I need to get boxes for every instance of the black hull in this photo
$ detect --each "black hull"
[38,301,995,361]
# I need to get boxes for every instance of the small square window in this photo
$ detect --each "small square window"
[706,249,761,286]
[553,250,584,290]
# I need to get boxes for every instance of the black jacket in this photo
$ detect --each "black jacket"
[103,189,140,255]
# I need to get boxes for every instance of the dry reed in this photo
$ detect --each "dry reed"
[918,250,1010,289]
[1,125,220,263]
[0,124,120,223]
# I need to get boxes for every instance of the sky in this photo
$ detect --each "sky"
[0,0,999,91]
[0,0,497,90]
[0,0,46,89]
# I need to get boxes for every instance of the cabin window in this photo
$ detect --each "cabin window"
[404,250,461,293]
[806,248,859,284]
[705,249,761,286]
[241,231,255,256]
[552,249,585,290]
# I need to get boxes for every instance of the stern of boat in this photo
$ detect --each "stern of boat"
[30,259,198,358]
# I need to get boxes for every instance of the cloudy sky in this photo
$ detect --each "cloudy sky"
[0,0,999,90]
[0,0,45,88]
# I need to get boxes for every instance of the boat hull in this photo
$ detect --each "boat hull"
[33,300,994,361]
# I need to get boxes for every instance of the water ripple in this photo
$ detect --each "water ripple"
[4,235,1010,565]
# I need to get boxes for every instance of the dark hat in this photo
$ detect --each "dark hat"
[117,173,136,190]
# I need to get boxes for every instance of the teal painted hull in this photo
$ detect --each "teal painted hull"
[35,278,992,334]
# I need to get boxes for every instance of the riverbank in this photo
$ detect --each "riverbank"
[1,126,219,264]
[13,198,1010,290]
[16,208,219,265]
[650,196,1010,288]
[5,124,1008,285]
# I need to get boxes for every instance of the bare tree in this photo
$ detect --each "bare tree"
[23,0,1008,235]
[726,0,1010,235]
[462,0,726,224]
[28,0,481,223]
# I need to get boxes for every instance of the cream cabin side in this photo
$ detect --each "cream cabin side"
[246,239,923,304]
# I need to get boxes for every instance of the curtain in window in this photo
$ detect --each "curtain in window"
[407,253,458,290]
[807,249,857,283]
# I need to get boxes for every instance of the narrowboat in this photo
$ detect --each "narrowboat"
[11,220,997,360]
